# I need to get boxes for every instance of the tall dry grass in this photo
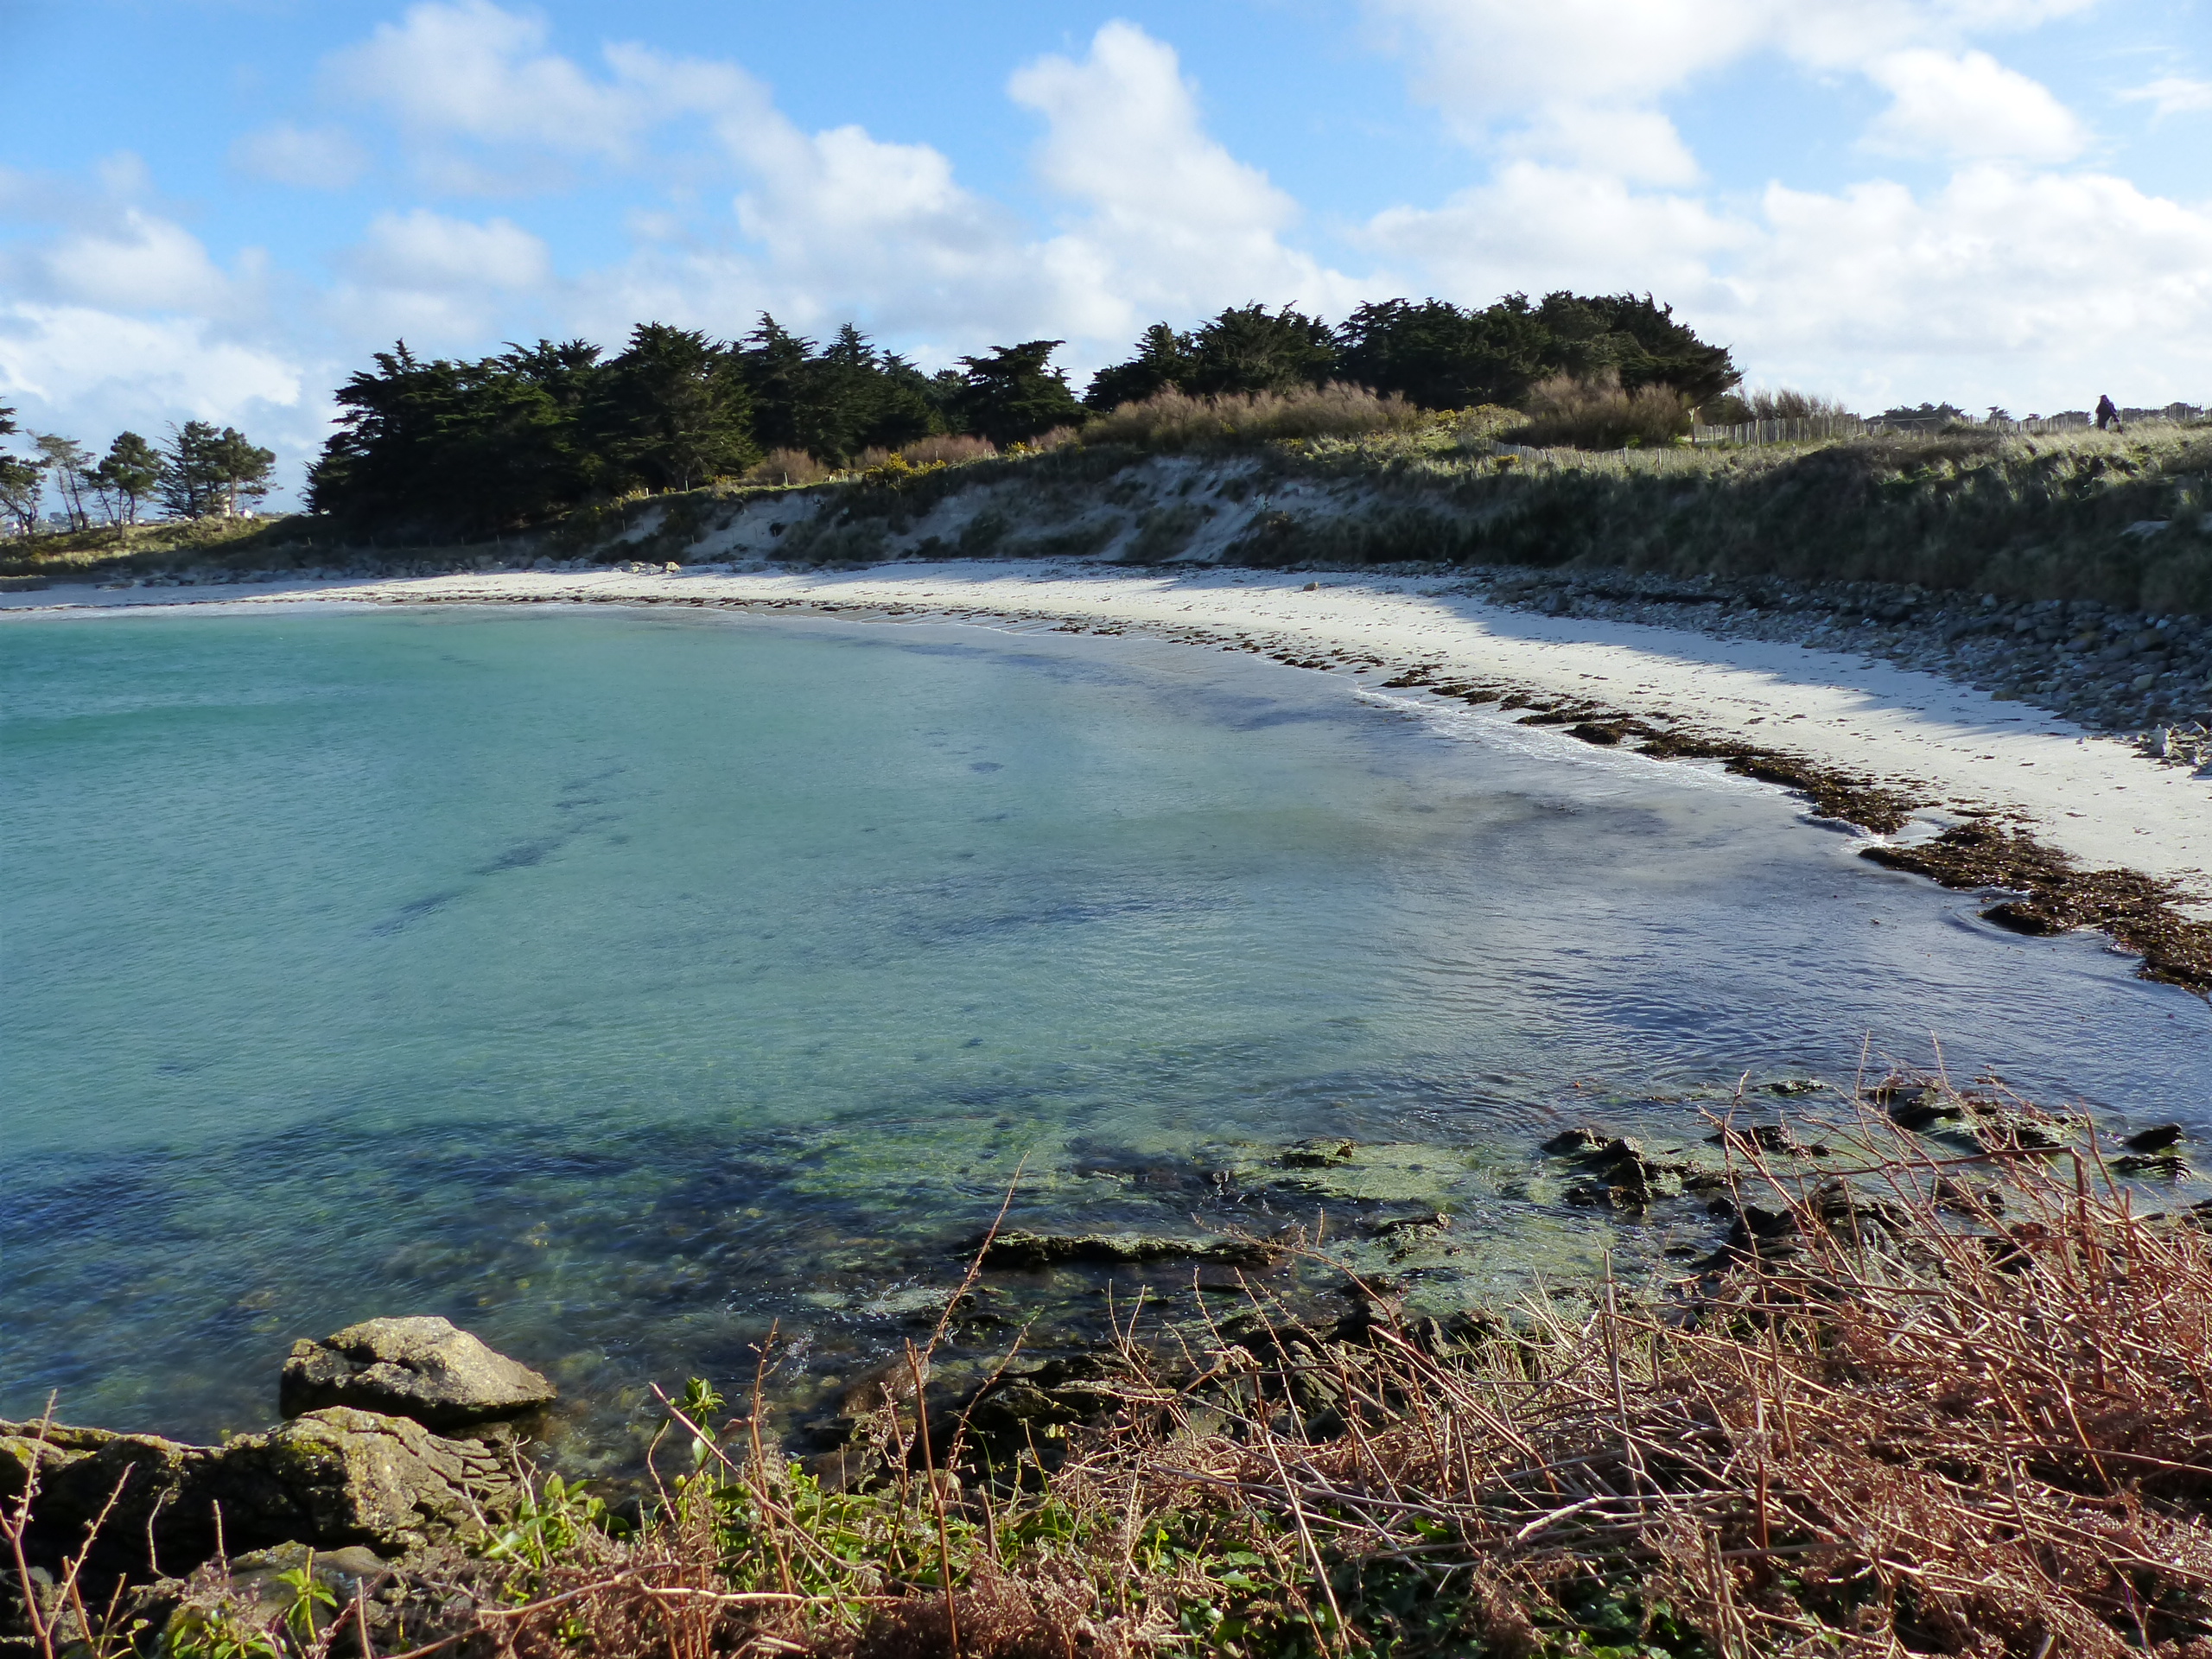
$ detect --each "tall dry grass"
[898,435,998,468]
[1510,372,1693,450]
[1084,385,1428,450]
[742,449,833,487]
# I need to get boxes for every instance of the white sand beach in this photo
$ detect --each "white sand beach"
[10,559,2209,908]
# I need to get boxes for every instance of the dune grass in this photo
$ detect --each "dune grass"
[0,516,314,578]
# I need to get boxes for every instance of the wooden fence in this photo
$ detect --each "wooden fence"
[1690,411,2103,448]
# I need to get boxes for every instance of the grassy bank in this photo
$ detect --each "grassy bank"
[714,416,2212,617]
[7,421,2209,620]
[16,1079,2212,1658]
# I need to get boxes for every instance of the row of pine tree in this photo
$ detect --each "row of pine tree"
[307,293,1737,535]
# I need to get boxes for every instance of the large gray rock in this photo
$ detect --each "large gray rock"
[2,1408,519,1570]
[207,1407,520,1557]
[280,1316,556,1430]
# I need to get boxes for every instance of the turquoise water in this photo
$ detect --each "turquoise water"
[3,604,2206,1450]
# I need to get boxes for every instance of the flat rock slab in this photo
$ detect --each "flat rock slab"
[281,1316,556,1430]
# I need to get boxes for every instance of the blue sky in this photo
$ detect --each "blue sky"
[3,0,2209,502]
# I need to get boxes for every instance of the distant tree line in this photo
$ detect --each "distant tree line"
[304,292,1739,535]
[304,319,1098,535]
[0,404,275,538]
[1087,293,1738,413]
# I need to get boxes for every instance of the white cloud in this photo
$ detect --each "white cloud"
[1362,162,1745,302]
[322,9,1372,359]
[27,210,239,315]
[1364,0,2098,175]
[2121,75,2212,118]
[1732,167,2212,382]
[1010,22,1365,338]
[10,0,2198,505]
[327,0,643,161]
[1351,0,2196,411]
[327,210,557,349]
[0,302,311,463]
[1864,48,2088,160]
[351,209,551,291]
[1365,156,2212,410]
[232,123,370,190]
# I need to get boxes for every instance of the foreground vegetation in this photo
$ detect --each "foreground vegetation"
[13,1082,2212,1658]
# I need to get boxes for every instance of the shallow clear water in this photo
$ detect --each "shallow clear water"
[3,604,2206,1451]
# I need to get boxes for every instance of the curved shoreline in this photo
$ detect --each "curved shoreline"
[9,557,2209,982]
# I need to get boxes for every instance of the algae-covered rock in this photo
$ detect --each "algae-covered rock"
[4,1423,213,1558]
[0,1421,111,1505]
[3,1408,518,1573]
[208,1407,521,1558]
[280,1316,556,1430]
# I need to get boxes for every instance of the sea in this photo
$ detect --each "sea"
[3,602,2205,1457]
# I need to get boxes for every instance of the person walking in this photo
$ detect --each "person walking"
[2095,393,2120,431]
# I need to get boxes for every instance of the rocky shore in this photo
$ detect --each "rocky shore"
[1464,563,2212,761]
[14,1077,2212,1659]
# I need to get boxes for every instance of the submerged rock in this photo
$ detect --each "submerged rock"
[280,1316,556,1430]
[970,1230,1275,1269]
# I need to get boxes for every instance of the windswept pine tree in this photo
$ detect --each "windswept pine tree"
[736,317,949,465]
[90,432,163,526]
[159,422,276,519]
[596,325,758,493]
[0,404,43,537]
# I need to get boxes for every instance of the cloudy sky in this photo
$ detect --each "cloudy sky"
[3,0,2208,501]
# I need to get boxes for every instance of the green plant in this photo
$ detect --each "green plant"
[272,1555,335,1643]
[163,1602,282,1659]
[485,1471,612,1575]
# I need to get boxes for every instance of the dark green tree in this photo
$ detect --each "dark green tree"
[207,428,277,515]
[1335,296,1556,409]
[951,340,1084,446]
[158,422,225,518]
[92,431,163,525]
[0,405,43,537]
[735,315,827,457]
[1531,292,1738,407]
[33,435,93,529]
[1083,322,1197,410]
[159,423,276,518]
[1184,304,1338,396]
[309,339,607,532]
[597,324,756,492]
[735,317,944,464]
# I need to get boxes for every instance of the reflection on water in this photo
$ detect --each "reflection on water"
[3,604,2204,1451]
